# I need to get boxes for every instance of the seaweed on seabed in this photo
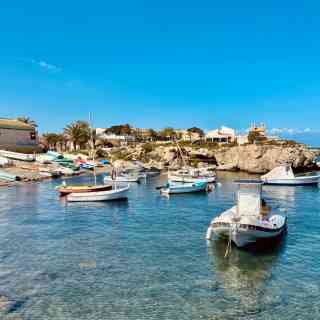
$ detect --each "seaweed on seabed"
[0,294,27,314]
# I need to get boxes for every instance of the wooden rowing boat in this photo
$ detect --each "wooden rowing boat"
[58,184,112,196]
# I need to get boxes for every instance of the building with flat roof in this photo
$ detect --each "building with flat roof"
[206,126,236,143]
[0,118,38,150]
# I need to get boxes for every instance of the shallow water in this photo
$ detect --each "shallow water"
[0,173,319,319]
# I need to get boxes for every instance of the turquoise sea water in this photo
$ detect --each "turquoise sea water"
[0,173,320,319]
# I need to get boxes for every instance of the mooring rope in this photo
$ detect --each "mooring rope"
[224,225,233,258]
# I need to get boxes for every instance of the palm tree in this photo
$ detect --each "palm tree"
[64,121,90,151]
[55,133,68,151]
[42,133,60,150]
[17,116,38,127]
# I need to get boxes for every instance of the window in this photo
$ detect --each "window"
[30,132,36,140]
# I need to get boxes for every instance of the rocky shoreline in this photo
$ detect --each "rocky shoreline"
[106,141,320,174]
[0,142,319,188]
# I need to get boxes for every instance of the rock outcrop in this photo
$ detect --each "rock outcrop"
[108,142,319,174]
[214,144,317,173]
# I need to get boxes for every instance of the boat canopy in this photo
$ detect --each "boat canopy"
[234,180,262,218]
[261,165,295,180]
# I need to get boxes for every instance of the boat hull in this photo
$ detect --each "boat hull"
[169,174,216,183]
[207,219,287,247]
[0,150,35,162]
[170,176,216,183]
[66,186,129,202]
[161,182,208,194]
[104,176,140,183]
[263,176,320,186]
[58,185,112,196]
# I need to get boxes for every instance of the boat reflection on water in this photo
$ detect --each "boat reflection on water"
[59,195,129,209]
[263,185,297,202]
[207,237,286,314]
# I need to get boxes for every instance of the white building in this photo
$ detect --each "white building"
[236,134,249,145]
[96,129,135,146]
[206,126,236,143]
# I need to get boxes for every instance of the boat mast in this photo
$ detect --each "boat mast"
[174,138,187,168]
[89,113,97,186]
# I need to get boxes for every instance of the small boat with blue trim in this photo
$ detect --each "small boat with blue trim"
[160,180,208,195]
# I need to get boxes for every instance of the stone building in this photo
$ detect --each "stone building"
[0,118,38,150]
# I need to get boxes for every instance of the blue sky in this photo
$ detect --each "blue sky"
[1,1,320,144]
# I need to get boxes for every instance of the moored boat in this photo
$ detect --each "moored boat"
[57,183,113,196]
[55,114,111,198]
[0,170,20,182]
[168,166,216,183]
[0,156,12,167]
[66,184,129,202]
[206,180,287,248]
[160,180,208,195]
[261,165,320,186]
[143,168,161,177]
[0,150,35,162]
[104,173,140,183]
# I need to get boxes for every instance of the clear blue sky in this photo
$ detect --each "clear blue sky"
[1,1,320,142]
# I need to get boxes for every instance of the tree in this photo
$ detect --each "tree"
[147,129,158,141]
[187,127,204,137]
[159,127,176,140]
[105,124,132,136]
[64,121,91,150]
[17,116,38,127]
[56,134,68,151]
[42,133,61,150]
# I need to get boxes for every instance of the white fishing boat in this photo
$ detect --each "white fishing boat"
[160,180,208,195]
[39,166,62,178]
[56,113,113,198]
[143,168,161,177]
[0,150,35,162]
[104,166,141,183]
[36,154,53,164]
[261,165,320,186]
[168,168,216,183]
[206,180,287,247]
[0,156,12,167]
[104,173,140,183]
[169,140,216,183]
[67,184,130,202]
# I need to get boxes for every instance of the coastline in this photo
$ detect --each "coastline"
[1,141,319,189]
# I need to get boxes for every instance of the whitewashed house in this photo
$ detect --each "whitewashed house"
[96,128,135,146]
[236,134,249,145]
[206,126,236,143]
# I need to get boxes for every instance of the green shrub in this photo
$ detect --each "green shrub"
[142,143,156,153]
